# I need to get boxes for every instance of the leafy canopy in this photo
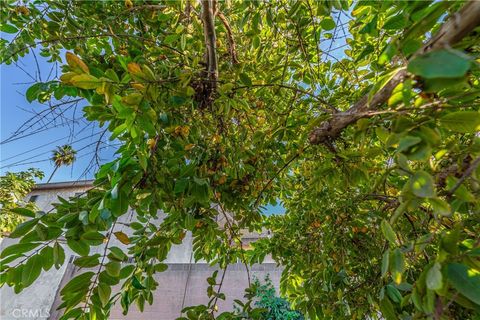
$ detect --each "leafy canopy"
[0,168,44,236]
[1,1,480,319]
[249,276,304,320]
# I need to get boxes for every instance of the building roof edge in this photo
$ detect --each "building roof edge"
[33,179,95,190]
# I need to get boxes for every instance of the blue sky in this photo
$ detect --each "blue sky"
[0,51,117,183]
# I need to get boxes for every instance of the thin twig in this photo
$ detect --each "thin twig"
[448,156,480,195]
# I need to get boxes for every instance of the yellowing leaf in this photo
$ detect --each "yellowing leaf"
[71,74,101,89]
[147,138,156,150]
[114,231,130,245]
[217,175,227,185]
[127,63,144,76]
[66,52,89,74]
[141,64,156,81]
[60,72,78,83]
[131,82,145,91]
[121,93,143,105]
[184,143,195,151]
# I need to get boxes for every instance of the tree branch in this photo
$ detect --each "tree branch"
[201,0,218,88]
[447,155,480,196]
[126,4,164,12]
[309,0,480,145]
[217,11,239,64]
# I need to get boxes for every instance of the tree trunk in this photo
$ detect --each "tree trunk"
[201,0,218,88]
[47,166,59,183]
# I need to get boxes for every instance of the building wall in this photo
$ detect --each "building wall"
[0,182,281,320]
[1,184,92,320]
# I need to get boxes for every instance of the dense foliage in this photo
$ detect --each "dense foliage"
[251,276,304,320]
[0,168,43,235]
[1,1,480,319]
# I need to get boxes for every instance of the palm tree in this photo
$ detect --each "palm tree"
[47,145,77,183]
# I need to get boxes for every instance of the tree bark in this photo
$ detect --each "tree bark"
[201,0,218,88]
[309,0,480,145]
[217,11,239,64]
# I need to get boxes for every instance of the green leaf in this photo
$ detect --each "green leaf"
[408,49,471,79]
[74,254,101,268]
[1,24,18,33]
[440,229,459,255]
[110,123,127,140]
[11,207,36,218]
[154,263,168,273]
[40,246,54,271]
[391,248,405,285]
[121,93,143,106]
[383,15,407,30]
[397,136,421,153]
[105,261,121,277]
[81,231,105,242]
[25,83,43,103]
[446,263,480,305]
[67,238,90,256]
[239,73,252,86]
[98,282,111,306]
[379,297,398,320]
[320,17,336,30]
[108,246,127,262]
[53,242,65,268]
[428,198,451,216]
[382,250,390,278]
[410,170,435,198]
[9,218,39,238]
[119,265,135,279]
[1,242,40,258]
[426,262,443,291]
[132,276,146,289]
[386,284,402,304]
[22,254,43,287]
[60,272,94,295]
[174,178,188,194]
[111,184,119,200]
[381,220,397,245]
[35,223,48,240]
[99,270,119,286]
[440,111,480,133]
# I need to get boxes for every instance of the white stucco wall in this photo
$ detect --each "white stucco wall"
[0,184,93,320]
[0,182,278,320]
